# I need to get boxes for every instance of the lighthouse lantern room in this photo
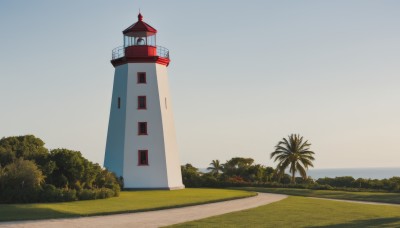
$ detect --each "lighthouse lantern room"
[104,13,184,190]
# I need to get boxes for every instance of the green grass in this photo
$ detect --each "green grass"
[0,188,255,222]
[232,187,400,204]
[169,196,400,227]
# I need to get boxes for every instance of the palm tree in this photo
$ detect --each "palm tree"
[270,134,315,184]
[207,160,223,176]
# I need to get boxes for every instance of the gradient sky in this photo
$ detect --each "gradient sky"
[1,1,400,169]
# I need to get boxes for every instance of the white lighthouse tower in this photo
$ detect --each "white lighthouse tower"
[104,13,184,190]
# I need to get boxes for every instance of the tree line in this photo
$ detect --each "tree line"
[182,133,317,187]
[0,135,122,203]
[181,159,400,192]
[181,133,398,192]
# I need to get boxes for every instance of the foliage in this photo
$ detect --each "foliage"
[0,135,121,203]
[181,158,400,193]
[0,159,45,203]
[0,135,48,167]
[1,158,44,190]
[181,164,202,187]
[316,176,400,192]
[48,149,85,188]
[270,134,315,183]
[222,157,254,180]
[317,176,355,187]
[207,160,223,176]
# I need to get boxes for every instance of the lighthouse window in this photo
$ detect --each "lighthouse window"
[118,97,121,109]
[137,72,146,84]
[138,122,148,135]
[138,96,147,109]
[138,150,149,166]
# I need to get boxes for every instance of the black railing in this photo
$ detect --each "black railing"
[111,45,170,60]
[157,46,170,59]
[112,46,124,59]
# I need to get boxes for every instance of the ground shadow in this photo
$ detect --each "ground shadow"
[0,205,77,222]
[307,217,400,228]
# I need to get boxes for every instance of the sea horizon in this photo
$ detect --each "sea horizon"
[199,167,400,180]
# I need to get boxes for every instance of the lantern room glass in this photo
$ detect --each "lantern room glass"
[124,35,156,47]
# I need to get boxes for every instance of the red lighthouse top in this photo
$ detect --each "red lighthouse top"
[123,13,157,36]
[111,13,170,67]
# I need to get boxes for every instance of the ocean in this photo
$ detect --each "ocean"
[199,167,400,180]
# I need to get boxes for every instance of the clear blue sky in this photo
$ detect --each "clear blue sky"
[1,1,400,169]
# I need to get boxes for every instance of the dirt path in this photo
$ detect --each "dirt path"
[0,193,287,228]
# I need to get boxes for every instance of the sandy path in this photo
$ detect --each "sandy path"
[0,193,287,228]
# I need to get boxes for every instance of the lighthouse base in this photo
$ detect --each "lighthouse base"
[124,185,185,191]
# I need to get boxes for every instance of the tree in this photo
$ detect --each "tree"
[247,164,265,183]
[264,166,275,182]
[48,149,85,189]
[0,135,49,167]
[270,134,315,183]
[222,157,254,179]
[181,164,202,187]
[0,158,45,203]
[0,158,45,190]
[207,160,223,176]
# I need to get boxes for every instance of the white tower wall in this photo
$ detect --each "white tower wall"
[104,65,128,177]
[105,62,184,190]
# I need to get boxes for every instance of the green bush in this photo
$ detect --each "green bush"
[95,188,115,199]
[0,135,122,203]
[112,183,121,196]
[40,184,59,202]
[37,185,78,202]
[0,159,44,203]
[309,184,333,190]
[78,189,96,200]
[77,188,116,200]
[61,189,77,201]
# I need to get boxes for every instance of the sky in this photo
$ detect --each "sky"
[0,1,400,169]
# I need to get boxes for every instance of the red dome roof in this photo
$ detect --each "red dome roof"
[123,13,157,36]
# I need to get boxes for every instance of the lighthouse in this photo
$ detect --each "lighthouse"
[104,13,184,190]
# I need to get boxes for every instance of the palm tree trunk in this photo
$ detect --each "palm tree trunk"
[291,170,295,184]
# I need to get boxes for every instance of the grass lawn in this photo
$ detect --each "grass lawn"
[233,187,400,204]
[169,196,400,227]
[0,188,255,222]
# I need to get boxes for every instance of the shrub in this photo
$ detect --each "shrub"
[0,135,121,203]
[78,189,96,200]
[95,188,115,199]
[0,159,44,203]
[61,189,77,201]
[38,185,78,202]
[77,188,117,201]
[111,183,121,196]
[309,184,333,190]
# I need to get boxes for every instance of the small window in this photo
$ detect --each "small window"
[138,96,147,109]
[138,150,148,166]
[138,122,148,135]
[137,72,146,84]
[165,97,167,109]
[118,97,121,109]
